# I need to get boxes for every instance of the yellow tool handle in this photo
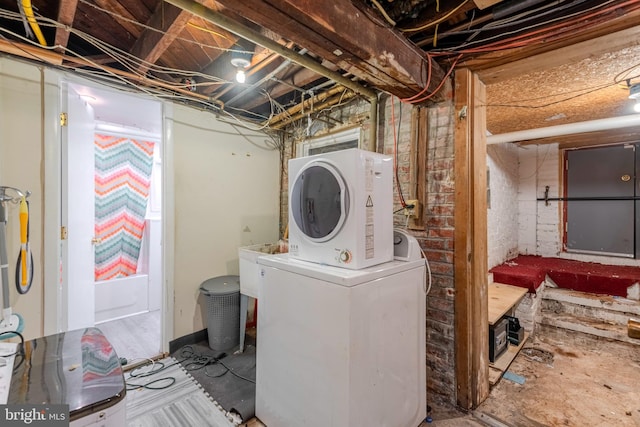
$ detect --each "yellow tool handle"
[20,247,27,285]
[19,197,28,285]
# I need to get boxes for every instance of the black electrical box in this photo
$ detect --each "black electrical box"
[505,315,524,345]
[489,317,508,363]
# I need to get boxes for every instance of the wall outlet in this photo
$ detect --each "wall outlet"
[404,199,421,218]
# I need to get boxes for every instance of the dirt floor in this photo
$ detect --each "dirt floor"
[427,325,640,427]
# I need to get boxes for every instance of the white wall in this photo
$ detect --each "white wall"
[487,143,519,268]
[0,58,43,339]
[172,107,280,339]
[517,143,562,257]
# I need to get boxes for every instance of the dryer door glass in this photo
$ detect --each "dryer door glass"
[291,164,347,241]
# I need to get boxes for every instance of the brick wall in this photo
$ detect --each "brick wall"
[279,94,458,407]
[517,143,561,257]
[487,143,520,269]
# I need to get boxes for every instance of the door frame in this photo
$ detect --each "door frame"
[42,70,174,353]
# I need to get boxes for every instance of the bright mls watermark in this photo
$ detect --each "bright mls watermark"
[1,405,69,426]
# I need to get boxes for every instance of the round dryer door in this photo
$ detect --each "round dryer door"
[290,162,349,242]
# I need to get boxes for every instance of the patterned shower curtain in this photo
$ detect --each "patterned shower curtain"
[94,134,155,281]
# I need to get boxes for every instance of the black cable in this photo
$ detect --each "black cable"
[125,359,181,391]
[177,344,256,385]
[0,330,24,358]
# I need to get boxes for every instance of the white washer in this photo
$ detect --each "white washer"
[256,253,426,427]
[288,148,393,269]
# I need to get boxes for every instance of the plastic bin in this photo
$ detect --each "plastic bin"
[199,275,240,351]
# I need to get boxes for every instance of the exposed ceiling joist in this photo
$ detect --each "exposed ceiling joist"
[129,1,194,73]
[54,0,78,52]
[94,0,143,37]
[211,0,445,100]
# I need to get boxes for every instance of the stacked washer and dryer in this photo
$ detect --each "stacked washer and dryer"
[256,148,427,427]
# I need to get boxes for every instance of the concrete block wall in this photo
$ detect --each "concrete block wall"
[487,143,519,269]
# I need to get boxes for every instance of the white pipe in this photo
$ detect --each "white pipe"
[487,114,640,145]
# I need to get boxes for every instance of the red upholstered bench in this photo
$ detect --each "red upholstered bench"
[490,255,640,297]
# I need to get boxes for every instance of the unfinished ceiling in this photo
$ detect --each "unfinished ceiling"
[0,0,639,138]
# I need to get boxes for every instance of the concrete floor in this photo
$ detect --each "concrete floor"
[424,325,640,427]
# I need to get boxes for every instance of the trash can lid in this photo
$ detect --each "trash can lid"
[199,275,240,296]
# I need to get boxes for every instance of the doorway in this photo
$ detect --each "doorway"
[565,144,637,258]
[62,81,164,361]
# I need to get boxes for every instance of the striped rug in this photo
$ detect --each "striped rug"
[94,134,155,281]
[125,357,238,427]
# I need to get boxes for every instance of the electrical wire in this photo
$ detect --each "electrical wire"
[77,0,249,55]
[370,0,397,27]
[126,359,179,390]
[401,52,433,103]
[0,330,24,357]
[178,345,256,384]
[390,96,407,208]
[408,54,462,104]
[399,0,470,33]
[434,0,635,55]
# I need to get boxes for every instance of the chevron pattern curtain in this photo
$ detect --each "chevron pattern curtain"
[94,134,155,281]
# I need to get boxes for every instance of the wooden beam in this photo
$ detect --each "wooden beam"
[0,38,62,65]
[94,0,143,37]
[408,106,426,230]
[54,0,79,53]
[473,0,505,9]
[454,68,489,409]
[237,67,325,111]
[129,2,192,73]
[211,0,445,100]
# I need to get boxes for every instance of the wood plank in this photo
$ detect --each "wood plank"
[211,0,445,100]
[489,366,503,386]
[94,0,143,38]
[454,68,489,409]
[490,331,530,373]
[488,283,528,325]
[474,0,505,9]
[130,2,193,73]
[54,0,79,52]
[471,72,490,406]
[454,68,473,411]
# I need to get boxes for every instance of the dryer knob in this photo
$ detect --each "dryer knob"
[339,250,352,263]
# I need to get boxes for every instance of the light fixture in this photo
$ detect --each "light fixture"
[628,83,640,113]
[234,67,247,84]
[230,45,252,84]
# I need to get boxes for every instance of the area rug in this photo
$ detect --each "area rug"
[125,357,238,427]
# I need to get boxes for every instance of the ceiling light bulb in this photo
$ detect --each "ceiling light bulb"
[236,69,246,84]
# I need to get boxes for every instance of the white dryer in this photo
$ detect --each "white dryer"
[288,148,393,269]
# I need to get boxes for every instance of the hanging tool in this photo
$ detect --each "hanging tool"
[15,197,33,294]
[0,188,25,338]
